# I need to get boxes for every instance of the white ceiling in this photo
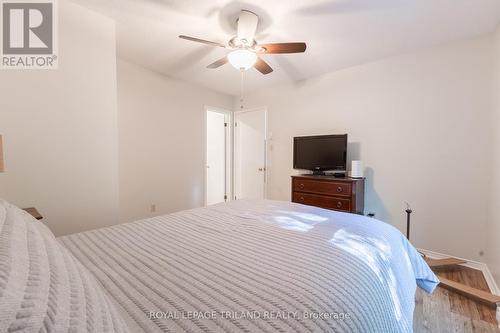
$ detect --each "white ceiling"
[72,0,500,96]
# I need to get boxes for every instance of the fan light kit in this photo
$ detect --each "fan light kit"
[179,9,307,75]
[227,49,257,70]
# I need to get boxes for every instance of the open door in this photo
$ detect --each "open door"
[206,109,229,205]
[234,108,267,200]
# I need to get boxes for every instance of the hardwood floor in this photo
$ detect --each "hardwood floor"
[414,265,500,333]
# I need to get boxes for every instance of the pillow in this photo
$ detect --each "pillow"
[0,200,128,332]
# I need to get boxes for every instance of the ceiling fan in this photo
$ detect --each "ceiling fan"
[179,10,306,75]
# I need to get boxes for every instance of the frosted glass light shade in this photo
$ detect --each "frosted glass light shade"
[227,49,257,70]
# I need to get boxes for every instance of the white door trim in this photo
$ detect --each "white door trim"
[204,106,233,206]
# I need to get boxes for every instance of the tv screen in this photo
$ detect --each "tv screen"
[293,134,347,171]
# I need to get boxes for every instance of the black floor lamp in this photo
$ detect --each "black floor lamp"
[405,202,412,240]
[405,202,426,258]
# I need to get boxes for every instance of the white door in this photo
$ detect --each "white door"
[234,109,266,199]
[206,110,227,205]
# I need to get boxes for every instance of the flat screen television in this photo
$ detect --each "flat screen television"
[293,134,347,175]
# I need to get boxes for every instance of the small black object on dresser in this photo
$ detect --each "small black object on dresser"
[291,175,365,214]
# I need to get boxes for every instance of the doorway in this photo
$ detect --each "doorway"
[205,108,230,205]
[234,108,267,200]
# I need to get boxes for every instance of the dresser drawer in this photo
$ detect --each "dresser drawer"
[292,192,351,212]
[292,178,352,197]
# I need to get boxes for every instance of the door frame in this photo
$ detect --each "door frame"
[204,106,233,206]
[233,107,268,200]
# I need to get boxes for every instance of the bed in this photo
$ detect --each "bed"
[0,198,438,332]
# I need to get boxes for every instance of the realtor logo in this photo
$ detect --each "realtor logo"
[1,0,58,69]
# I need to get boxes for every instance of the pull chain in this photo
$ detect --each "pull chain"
[240,69,244,110]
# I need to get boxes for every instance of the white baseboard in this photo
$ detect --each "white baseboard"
[418,248,500,326]
[418,248,500,295]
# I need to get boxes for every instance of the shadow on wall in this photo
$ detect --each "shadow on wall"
[347,142,390,222]
[347,141,360,162]
[364,167,391,222]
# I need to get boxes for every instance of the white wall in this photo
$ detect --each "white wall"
[117,60,233,223]
[0,1,119,236]
[489,26,500,284]
[239,35,495,262]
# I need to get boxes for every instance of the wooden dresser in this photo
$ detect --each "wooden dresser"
[291,175,365,214]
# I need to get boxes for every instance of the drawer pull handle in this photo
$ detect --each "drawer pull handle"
[337,201,342,208]
[299,183,304,189]
[300,197,305,201]
[336,186,343,192]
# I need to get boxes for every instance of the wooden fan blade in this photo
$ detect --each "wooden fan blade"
[261,42,307,54]
[254,57,273,75]
[179,35,225,48]
[207,57,228,69]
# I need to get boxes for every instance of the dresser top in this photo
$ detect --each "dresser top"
[291,174,365,182]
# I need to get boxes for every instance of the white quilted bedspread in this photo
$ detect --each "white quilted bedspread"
[59,199,438,333]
